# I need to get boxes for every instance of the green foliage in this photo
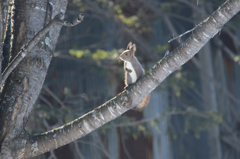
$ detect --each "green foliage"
[179,144,190,159]
[64,87,71,96]
[168,123,177,139]
[117,15,139,27]
[182,107,222,139]
[154,44,169,55]
[69,48,123,60]
[72,0,86,11]
[92,49,109,60]
[207,110,223,124]
[168,68,198,98]
[28,91,82,135]
[150,119,161,132]
[113,4,123,14]
[162,106,223,140]
[64,113,76,123]
[69,49,85,58]
[99,115,151,140]
[168,71,183,97]
[112,1,152,31]
[100,106,223,141]
[121,123,150,140]
[160,2,174,12]
[234,55,240,65]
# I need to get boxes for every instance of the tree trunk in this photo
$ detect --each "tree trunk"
[0,0,67,158]
[213,36,238,158]
[144,86,172,159]
[0,0,11,76]
[199,43,222,159]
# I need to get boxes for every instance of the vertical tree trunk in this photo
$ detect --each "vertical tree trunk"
[0,0,11,75]
[144,86,173,159]
[213,37,237,158]
[108,128,119,159]
[0,0,68,158]
[199,43,222,159]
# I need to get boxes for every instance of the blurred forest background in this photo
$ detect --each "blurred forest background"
[28,0,240,158]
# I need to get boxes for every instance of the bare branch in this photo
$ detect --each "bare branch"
[85,0,158,60]
[120,129,134,159]
[56,12,84,27]
[43,86,66,108]
[168,22,202,43]
[0,12,84,87]
[73,141,85,159]
[178,0,207,17]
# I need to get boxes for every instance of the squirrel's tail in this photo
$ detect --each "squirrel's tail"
[134,94,151,111]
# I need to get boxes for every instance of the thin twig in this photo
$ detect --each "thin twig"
[56,13,84,26]
[120,129,134,159]
[39,95,55,108]
[1,12,84,87]
[73,141,86,159]
[168,22,202,43]
[113,108,213,128]
[92,133,114,159]
[43,86,66,108]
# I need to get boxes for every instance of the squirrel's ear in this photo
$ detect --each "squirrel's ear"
[131,44,136,55]
[126,42,132,50]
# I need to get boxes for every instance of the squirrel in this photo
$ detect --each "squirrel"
[119,42,150,111]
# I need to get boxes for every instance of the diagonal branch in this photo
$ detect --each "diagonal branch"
[20,0,240,158]
[0,12,84,87]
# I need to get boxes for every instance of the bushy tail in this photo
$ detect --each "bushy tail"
[134,94,151,111]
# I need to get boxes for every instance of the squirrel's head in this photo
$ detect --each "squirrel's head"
[119,42,136,62]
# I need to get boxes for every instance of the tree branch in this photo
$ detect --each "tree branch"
[20,0,240,158]
[0,12,84,87]
[168,22,202,43]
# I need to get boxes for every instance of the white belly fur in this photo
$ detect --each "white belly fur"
[125,61,137,83]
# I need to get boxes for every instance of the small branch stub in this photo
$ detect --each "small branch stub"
[57,12,84,26]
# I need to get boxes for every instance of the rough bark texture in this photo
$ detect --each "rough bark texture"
[17,0,240,158]
[0,0,11,76]
[0,12,84,87]
[0,0,68,158]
